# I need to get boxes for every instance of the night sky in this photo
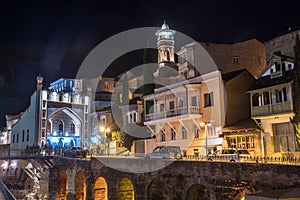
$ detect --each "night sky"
[0,0,300,127]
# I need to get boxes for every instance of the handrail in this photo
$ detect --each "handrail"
[0,181,17,200]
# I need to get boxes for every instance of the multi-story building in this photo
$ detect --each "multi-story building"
[10,76,90,155]
[141,22,265,157]
[248,52,300,157]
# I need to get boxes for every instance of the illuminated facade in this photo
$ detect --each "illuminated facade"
[10,76,89,155]
[141,22,264,157]
[248,53,300,157]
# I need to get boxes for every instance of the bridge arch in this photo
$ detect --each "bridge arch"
[117,177,135,200]
[75,171,86,200]
[94,176,108,200]
[57,169,68,200]
[147,180,166,200]
[185,184,210,200]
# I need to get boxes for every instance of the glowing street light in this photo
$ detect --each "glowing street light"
[200,121,212,156]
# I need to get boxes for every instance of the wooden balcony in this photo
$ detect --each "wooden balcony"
[251,101,293,117]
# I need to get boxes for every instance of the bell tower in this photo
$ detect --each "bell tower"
[155,21,175,66]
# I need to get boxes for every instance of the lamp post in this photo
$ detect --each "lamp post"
[200,121,212,156]
[100,127,110,155]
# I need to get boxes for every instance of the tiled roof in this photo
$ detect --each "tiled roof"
[222,118,259,132]
[248,70,294,91]
[222,68,252,82]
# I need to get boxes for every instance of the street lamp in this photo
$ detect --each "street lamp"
[200,122,212,156]
[100,127,110,155]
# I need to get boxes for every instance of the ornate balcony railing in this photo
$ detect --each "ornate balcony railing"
[145,106,201,121]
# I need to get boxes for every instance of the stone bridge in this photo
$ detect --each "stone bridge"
[48,157,300,200]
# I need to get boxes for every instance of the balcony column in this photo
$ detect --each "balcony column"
[289,85,293,110]
[184,85,189,114]
[269,89,272,113]
[164,91,166,118]
[250,93,253,116]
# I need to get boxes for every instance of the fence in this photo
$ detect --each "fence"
[185,154,300,165]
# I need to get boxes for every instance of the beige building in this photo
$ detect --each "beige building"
[248,53,299,157]
[141,22,265,157]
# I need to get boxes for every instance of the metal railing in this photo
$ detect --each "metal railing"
[185,155,300,165]
[0,181,17,200]
[145,106,201,121]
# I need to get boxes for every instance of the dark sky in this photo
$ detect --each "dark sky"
[0,0,300,127]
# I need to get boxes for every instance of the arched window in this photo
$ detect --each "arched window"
[47,120,51,135]
[58,121,63,135]
[252,93,260,107]
[70,122,75,135]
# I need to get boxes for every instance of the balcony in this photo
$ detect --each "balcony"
[251,101,293,117]
[145,106,201,122]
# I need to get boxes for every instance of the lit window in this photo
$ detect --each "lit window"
[104,81,109,89]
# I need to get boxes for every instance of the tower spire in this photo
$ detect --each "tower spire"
[155,21,175,66]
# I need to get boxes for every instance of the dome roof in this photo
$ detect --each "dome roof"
[161,21,169,30]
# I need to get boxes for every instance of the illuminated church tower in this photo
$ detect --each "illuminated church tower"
[155,21,176,66]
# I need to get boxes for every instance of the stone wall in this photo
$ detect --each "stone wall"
[265,29,300,60]
[49,157,300,200]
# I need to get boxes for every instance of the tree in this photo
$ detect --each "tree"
[290,34,300,148]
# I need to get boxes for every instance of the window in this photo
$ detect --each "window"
[27,130,29,141]
[12,135,15,143]
[159,104,164,112]
[227,136,255,149]
[233,55,239,63]
[182,127,187,139]
[47,120,51,134]
[275,88,287,103]
[275,63,281,72]
[22,130,25,142]
[104,81,109,89]
[194,125,199,138]
[273,122,299,152]
[228,138,237,149]
[171,129,176,140]
[70,122,75,135]
[252,93,260,107]
[191,96,197,106]
[207,126,216,137]
[58,121,63,135]
[17,134,19,143]
[178,99,184,108]
[161,130,165,142]
[262,92,270,105]
[169,101,175,110]
[204,92,214,107]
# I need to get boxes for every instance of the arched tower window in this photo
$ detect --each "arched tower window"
[47,120,52,135]
[58,121,63,136]
[70,122,75,135]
